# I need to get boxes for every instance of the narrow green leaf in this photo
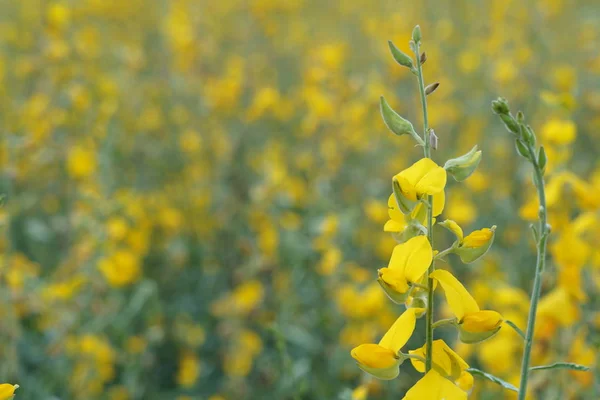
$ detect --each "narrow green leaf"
[387,41,414,69]
[530,362,590,372]
[467,368,519,392]
[379,96,418,138]
[505,320,526,340]
[538,146,547,173]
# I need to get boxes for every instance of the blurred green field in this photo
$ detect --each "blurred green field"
[1,0,600,399]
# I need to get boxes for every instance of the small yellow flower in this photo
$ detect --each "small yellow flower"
[377,236,433,303]
[393,158,447,205]
[384,191,445,239]
[350,308,419,380]
[403,369,467,400]
[439,220,496,263]
[430,270,503,343]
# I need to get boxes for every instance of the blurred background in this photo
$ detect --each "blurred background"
[1,0,599,399]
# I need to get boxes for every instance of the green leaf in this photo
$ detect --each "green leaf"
[387,41,414,69]
[504,320,526,340]
[379,96,418,138]
[530,362,590,372]
[467,368,519,392]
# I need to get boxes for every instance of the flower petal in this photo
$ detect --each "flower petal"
[379,308,418,353]
[430,269,479,320]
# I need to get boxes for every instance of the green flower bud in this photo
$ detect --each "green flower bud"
[538,146,547,173]
[412,25,422,43]
[515,139,531,160]
[380,96,418,137]
[443,145,482,182]
[499,114,520,135]
[388,41,414,69]
[522,125,536,147]
[491,97,510,115]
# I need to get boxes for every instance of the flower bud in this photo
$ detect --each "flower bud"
[443,145,482,182]
[538,146,547,172]
[388,41,414,69]
[500,114,520,135]
[380,96,418,137]
[515,139,531,160]
[412,25,422,43]
[405,295,427,318]
[420,52,427,64]
[425,82,439,96]
[491,97,510,115]
[351,344,402,380]
[522,125,536,147]
[455,226,496,263]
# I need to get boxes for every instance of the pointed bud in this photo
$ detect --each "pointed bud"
[412,25,422,43]
[491,97,510,115]
[458,311,503,343]
[443,145,482,182]
[425,82,439,96]
[380,96,419,137]
[516,111,525,123]
[538,146,547,173]
[499,114,520,135]
[429,129,438,150]
[515,139,531,160]
[420,52,427,64]
[522,125,536,147]
[388,41,414,69]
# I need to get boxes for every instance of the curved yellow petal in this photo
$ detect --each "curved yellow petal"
[402,236,433,283]
[351,343,398,369]
[462,228,493,248]
[439,219,464,241]
[430,269,479,320]
[378,267,410,295]
[0,384,18,400]
[461,310,503,333]
[403,370,467,400]
[394,158,447,200]
[409,340,469,378]
[432,190,445,217]
[379,308,418,353]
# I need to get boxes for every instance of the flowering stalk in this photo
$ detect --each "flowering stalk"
[411,26,435,372]
[492,98,550,400]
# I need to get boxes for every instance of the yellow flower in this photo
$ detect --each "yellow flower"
[541,118,576,146]
[409,340,470,383]
[0,384,18,400]
[392,159,447,213]
[384,191,445,239]
[439,220,496,263]
[403,369,467,400]
[377,236,433,303]
[67,146,97,179]
[430,270,503,343]
[350,308,419,380]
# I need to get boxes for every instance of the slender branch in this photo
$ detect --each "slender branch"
[517,142,550,400]
[413,36,435,373]
[434,246,455,260]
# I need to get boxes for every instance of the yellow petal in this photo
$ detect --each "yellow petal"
[439,219,464,241]
[462,310,503,333]
[0,384,18,400]
[387,236,432,283]
[409,340,469,379]
[461,228,493,248]
[430,269,479,320]
[432,190,445,217]
[403,370,467,400]
[379,308,418,353]
[378,267,410,294]
[384,220,405,233]
[351,344,398,369]
[394,158,447,199]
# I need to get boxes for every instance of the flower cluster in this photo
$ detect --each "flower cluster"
[350,28,500,399]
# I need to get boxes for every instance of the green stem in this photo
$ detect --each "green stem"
[413,38,435,373]
[517,144,549,400]
[434,246,456,260]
